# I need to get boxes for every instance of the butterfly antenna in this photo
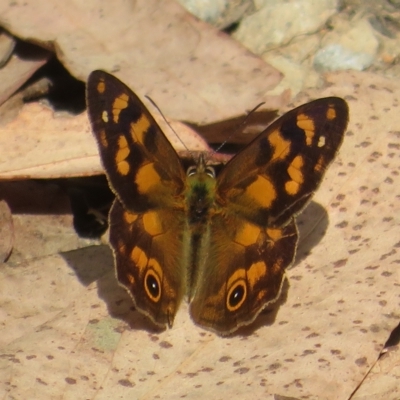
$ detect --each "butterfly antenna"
[146,96,195,159]
[213,102,266,155]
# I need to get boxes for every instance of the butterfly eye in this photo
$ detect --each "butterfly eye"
[187,166,197,177]
[144,270,162,302]
[226,279,247,312]
[205,166,215,178]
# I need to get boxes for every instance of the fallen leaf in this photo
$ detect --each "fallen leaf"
[0,0,285,123]
[0,200,13,261]
[0,70,399,398]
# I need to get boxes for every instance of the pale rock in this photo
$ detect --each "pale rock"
[233,0,338,54]
[262,54,321,96]
[176,0,254,29]
[314,18,379,71]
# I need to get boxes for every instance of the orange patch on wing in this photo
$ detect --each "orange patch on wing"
[112,93,129,123]
[266,228,283,242]
[327,105,336,120]
[285,180,300,196]
[131,246,148,271]
[124,211,138,224]
[285,155,304,195]
[235,222,260,247]
[130,114,151,144]
[97,80,105,94]
[297,113,315,146]
[116,135,130,175]
[135,163,161,194]
[287,155,304,183]
[246,175,276,208]
[143,211,164,236]
[247,261,267,288]
[268,129,291,160]
[148,258,163,277]
[227,268,246,289]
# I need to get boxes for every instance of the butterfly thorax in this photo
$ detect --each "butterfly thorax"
[184,156,219,298]
[185,156,217,233]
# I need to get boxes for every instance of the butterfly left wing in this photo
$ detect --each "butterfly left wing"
[189,98,349,334]
[87,71,188,328]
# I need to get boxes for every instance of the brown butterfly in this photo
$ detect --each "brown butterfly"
[86,70,348,335]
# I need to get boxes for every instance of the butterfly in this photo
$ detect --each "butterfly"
[86,70,349,335]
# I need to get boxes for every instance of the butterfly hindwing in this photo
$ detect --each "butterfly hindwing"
[189,214,298,334]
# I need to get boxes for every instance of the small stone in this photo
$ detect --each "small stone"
[314,18,379,72]
[176,0,254,29]
[233,0,339,55]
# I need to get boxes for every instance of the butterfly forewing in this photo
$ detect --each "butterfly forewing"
[86,70,186,212]
[216,97,349,227]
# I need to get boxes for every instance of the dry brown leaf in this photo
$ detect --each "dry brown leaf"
[352,345,400,400]
[0,199,13,261]
[0,46,49,107]
[0,0,285,124]
[0,0,287,180]
[0,70,399,398]
[0,103,210,179]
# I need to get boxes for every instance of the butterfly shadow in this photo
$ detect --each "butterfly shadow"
[61,244,166,334]
[292,200,330,267]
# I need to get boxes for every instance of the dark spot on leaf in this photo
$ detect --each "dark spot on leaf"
[268,362,281,371]
[118,378,135,387]
[234,367,250,374]
[333,259,347,268]
[65,377,77,385]
[370,324,380,333]
[355,357,367,367]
